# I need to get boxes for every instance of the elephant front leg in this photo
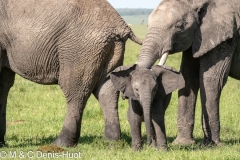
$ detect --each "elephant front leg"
[152,98,168,151]
[173,48,200,145]
[128,99,143,150]
[200,68,224,146]
[0,68,15,147]
[93,79,121,141]
[199,41,233,147]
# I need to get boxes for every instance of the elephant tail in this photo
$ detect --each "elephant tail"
[129,31,143,45]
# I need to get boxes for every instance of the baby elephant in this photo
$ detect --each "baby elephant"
[110,64,185,151]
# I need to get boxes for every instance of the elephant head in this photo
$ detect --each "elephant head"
[110,64,185,145]
[137,0,239,68]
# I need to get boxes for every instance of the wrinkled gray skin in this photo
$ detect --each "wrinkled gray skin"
[136,0,240,146]
[111,65,185,150]
[0,0,142,147]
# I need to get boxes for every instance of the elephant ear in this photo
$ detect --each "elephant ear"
[110,64,138,100]
[192,1,238,58]
[151,65,185,97]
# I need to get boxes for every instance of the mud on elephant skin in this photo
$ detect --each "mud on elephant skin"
[0,0,142,147]
[136,0,240,146]
[110,64,185,151]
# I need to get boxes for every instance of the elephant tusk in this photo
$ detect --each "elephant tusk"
[158,52,169,65]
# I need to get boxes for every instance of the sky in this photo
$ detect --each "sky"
[107,0,161,9]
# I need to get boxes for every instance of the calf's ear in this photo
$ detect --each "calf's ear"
[151,65,185,97]
[110,65,138,100]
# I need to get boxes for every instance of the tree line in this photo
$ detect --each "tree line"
[116,8,153,16]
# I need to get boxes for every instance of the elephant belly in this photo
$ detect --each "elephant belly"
[7,49,59,84]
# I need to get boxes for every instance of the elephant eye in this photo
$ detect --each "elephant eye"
[175,21,185,31]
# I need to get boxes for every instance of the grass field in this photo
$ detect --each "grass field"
[2,25,240,159]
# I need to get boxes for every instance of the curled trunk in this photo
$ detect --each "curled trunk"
[137,27,168,69]
[137,32,160,69]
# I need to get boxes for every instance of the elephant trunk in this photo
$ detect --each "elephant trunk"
[144,110,152,145]
[137,27,169,69]
[141,95,153,145]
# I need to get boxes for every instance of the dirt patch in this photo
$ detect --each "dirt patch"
[7,120,25,125]
[37,145,65,153]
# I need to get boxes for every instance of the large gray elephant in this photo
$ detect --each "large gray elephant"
[110,64,184,150]
[135,0,240,146]
[0,0,142,147]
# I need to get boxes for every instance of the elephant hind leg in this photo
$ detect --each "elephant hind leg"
[0,68,15,147]
[53,62,96,147]
[93,79,121,141]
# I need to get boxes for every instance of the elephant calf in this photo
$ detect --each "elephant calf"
[110,64,185,151]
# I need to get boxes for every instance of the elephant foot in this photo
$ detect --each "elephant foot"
[104,123,121,141]
[131,139,143,151]
[132,145,143,151]
[153,140,168,151]
[0,141,7,148]
[172,136,196,145]
[199,138,223,148]
[52,136,77,148]
[52,128,79,147]
[150,139,156,148]
[157,145,168,152]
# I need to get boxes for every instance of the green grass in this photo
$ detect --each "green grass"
[1,25,240,159]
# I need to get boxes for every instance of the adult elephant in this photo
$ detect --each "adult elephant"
[0,0,142,147]
[136,0,240,146]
